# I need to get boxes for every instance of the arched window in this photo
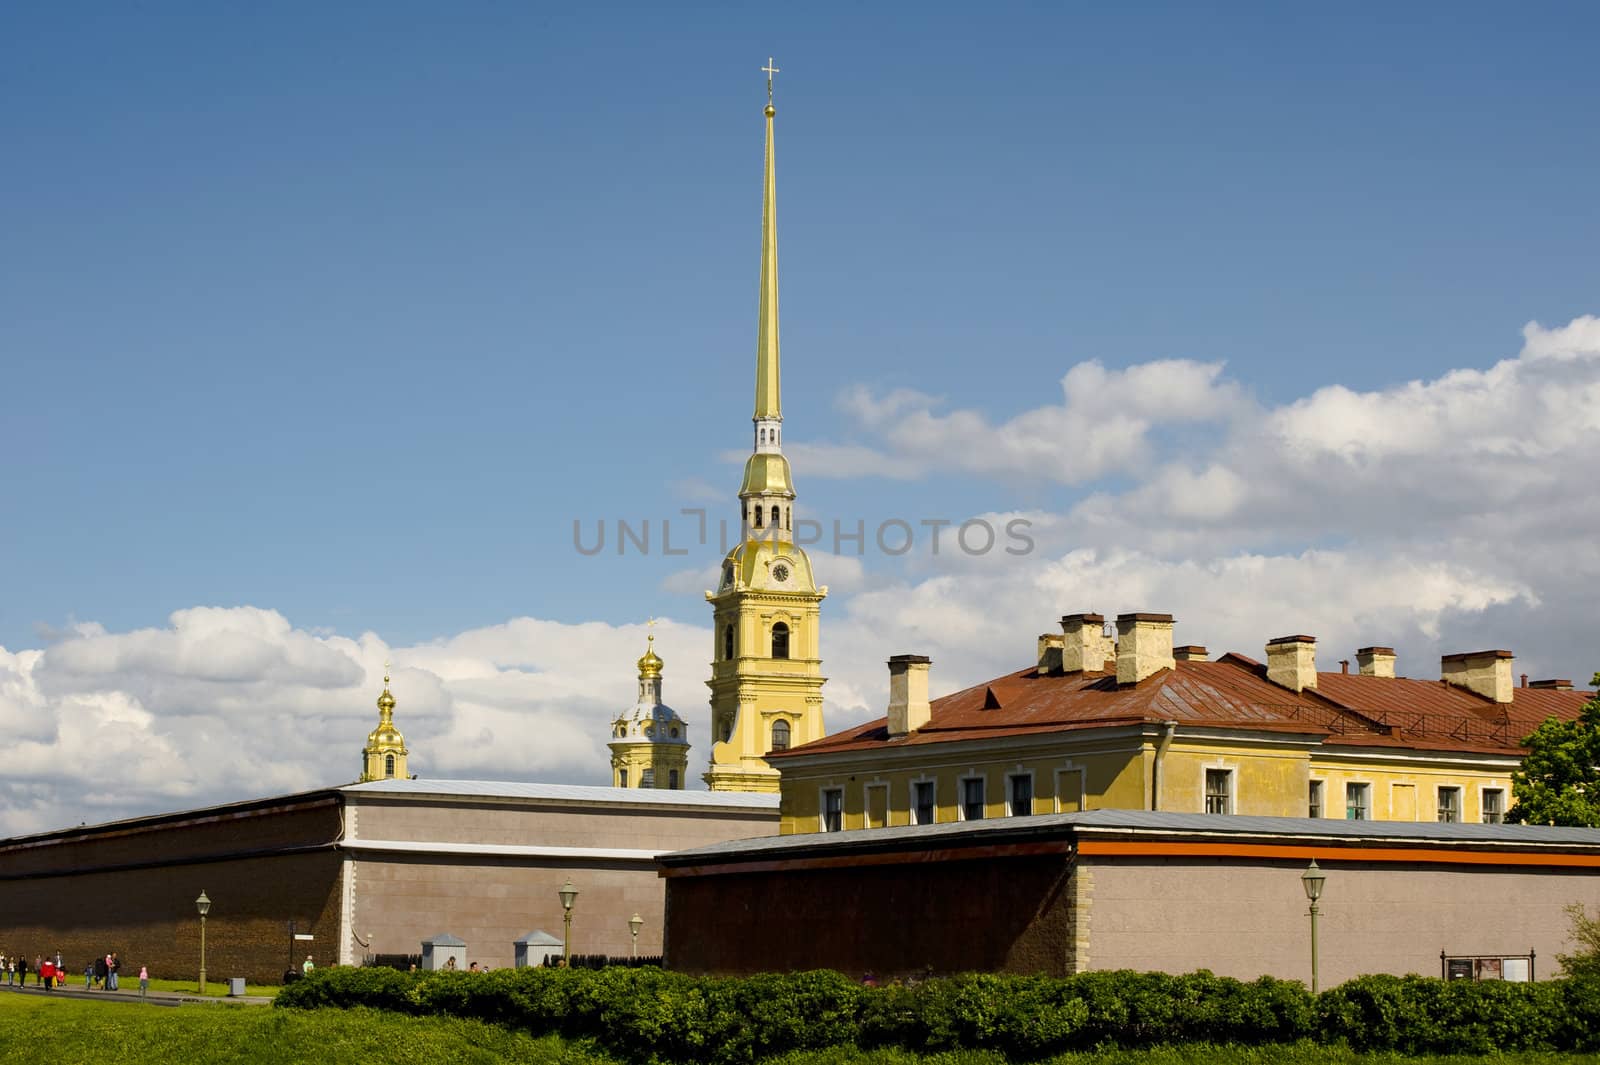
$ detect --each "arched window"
[618,769,629,788]
[384,754,395,778]
[771,622,790,659]
[770,504,779,527]
[723,624,735,660]
[754,507,763,528]
[669,769,680,789]
[771,720,790,751]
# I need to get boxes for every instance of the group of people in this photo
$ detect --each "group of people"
[0,951,147,995]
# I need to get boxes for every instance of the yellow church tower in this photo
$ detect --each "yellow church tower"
[704,63,827,793]
[608,632,691,789]
[360,672,409,782]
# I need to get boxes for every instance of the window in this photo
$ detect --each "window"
[1346,782,1370,820]
[1482,788,1504,824]
[961,777,986,821]
[384,754,395,778]
[770,505,779,527]
[770,720,790,751]
[1008,774,1033,816]
[1205,769,1232,814]
[618,769,629,788]
[1437,786,1461,824]
[640,769,655,787]
[771,622,790,659]
[723,625,734,661]
[822,788,843,832]
[1308,780,1324,819]
[913,781,935,825]
[668,769,679,790]
[754,508,763,528]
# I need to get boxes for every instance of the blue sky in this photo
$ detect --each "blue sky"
[2,3,1599,830]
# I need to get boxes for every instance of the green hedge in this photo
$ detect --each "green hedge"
[276,966,1600,1062]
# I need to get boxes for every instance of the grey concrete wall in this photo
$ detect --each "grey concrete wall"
[1085,857,1600,985]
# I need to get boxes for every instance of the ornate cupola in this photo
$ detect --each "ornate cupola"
[609,631,691,790]
[704,61,828,793]
[360,671,409,782]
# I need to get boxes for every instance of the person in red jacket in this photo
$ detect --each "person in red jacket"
[39,958,55,991]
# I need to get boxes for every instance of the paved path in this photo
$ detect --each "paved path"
[0,982,272,1007]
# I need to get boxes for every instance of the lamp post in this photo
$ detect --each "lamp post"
[1301,860,1327,994]
[195,890,212,995]
[628,912,643,960]
[558,879,579,964]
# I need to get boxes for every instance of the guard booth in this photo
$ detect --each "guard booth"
[420,934,467,971]
[514,930,564,968]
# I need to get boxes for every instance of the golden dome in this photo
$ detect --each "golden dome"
[637,635,663,679]
[377,675,396,714]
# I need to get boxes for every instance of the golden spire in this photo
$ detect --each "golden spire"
[637,620,663,678]
[377,663,396,718]
[754,58,781,422]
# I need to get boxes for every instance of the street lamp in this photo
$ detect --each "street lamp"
[558,879,579,964]
[1301,860,1327,994]
[628,912,643,960]
[195,890,212,995]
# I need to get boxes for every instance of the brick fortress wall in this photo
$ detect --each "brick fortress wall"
[0,793,345,985]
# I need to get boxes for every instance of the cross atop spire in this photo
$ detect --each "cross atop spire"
[762,57,779,109]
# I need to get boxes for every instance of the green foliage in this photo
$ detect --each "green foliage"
[276,963,1600,1062]
[1559,902,1600,979]
[1507,672,1600,827]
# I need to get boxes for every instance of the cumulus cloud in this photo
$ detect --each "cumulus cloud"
[800,359,1248,483]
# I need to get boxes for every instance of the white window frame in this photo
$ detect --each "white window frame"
[1053,766,1087,814]
[1480,786,1505,824]
[1204,767,1234,815]
[1308,779,1324,819]
[1437,785,1462,824]
[864,782,890,829]
[958,773,987,822]
[819,786,844,833]
[1007,770,1035,817]
[911,777,937,826]
[1346,780,1371,821]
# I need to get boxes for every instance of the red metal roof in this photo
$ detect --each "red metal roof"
[772,655,1593,760]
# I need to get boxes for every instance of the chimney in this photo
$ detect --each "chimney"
[886,655,932,737]
[1266,635,1318,693]
[1441,650,1515,703]
[1174,645,1208,662]
[1528,678,1574,691]
[1036,633,1064,675]
[1116,613,1175,685]
[1060,613,1108,673]
[1355,646,1396,678]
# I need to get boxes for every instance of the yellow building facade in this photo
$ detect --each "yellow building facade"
[608,635,691,790]
[703,87,827,793]
[770,614,1584,835]
[359,673,410,782]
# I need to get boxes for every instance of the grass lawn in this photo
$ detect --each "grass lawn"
[39,973,279,998]
[4,995,1600,1065]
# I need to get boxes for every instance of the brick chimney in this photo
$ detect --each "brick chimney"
[1528,678,1573,691]
[1441,650,1514,703]
[1116,613,1175,685]
[1266,635,1318,693]
[1174,645,1208,662]
[1036,633,1064,675]
[886,655,932,737]
[1061,613,1110,673]
[1355,646,1396,678]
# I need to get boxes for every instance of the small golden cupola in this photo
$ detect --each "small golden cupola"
[608,630,690,789]
[360,671,410,782]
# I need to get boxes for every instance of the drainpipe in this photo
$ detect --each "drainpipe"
[1152,720,1177,811]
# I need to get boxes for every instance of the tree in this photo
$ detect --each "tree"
[1559,902,1600,979]
[1506,672,1600,827]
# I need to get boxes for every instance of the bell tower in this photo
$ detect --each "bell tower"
[608,631,691,790]
[704,64,827,793]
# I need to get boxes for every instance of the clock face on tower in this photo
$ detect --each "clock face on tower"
[772,563,790,584]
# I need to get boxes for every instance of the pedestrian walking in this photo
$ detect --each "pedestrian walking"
[108,952,120,991]
[138,965,149,1002]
